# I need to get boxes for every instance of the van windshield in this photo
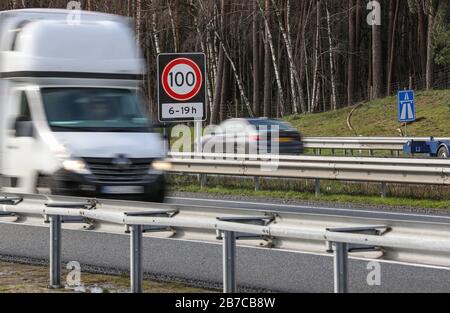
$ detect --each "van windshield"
[41,88,152,133]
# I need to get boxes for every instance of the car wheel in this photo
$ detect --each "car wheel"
[438,147,449,158]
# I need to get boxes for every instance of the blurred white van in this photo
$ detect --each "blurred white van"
[0,9,168,202]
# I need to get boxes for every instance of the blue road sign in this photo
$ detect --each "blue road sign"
[398,90,415,123]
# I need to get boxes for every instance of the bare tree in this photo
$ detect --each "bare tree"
[347,0,355,106]
[252,0,260,116]
[372,6,383,99]
[326,1,337,111]
[258,0,286,116]
[311,0,321,112]
[263,0,272,118]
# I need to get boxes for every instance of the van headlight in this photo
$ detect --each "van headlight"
[151,160,172,172]
[63,158,91,175]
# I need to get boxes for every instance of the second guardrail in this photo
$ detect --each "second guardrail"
[167,153,450,196]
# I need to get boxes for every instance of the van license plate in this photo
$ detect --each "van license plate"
[101,186,144,195]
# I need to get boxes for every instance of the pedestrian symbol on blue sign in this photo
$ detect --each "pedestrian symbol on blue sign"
[398,90,415,123]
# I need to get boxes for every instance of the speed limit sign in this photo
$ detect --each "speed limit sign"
[158,53,207,122]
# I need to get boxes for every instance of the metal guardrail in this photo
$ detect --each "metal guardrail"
[167,152,450,196]
[303,137,450,155]
[169,152,450,167]
[1,193,450,293]
[174,136,448,156]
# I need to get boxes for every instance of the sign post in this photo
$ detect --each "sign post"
[398,90,415,136]
[158,53,207,153]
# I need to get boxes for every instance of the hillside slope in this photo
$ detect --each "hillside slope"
[285,89,450,137]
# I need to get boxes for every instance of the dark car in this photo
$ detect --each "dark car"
[202,118,304,155]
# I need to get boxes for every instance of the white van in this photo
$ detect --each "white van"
[0,9,168,202]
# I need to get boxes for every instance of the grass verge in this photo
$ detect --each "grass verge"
[285,89,450,137]
[0,261,211,293]
[170,175,450,211]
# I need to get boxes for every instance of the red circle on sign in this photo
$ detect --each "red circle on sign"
[162,58,203,101]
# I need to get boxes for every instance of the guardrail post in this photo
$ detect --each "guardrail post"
[200,174,207,189]
[49,215,62,289]
[254,177,260,192]
[130,225,143,293]
[315,179,321,197]
[381,182,387,198]
[333,242,349,293]
[222,230,236,293]
[369,150,374,157]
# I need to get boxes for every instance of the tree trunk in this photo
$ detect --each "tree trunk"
[211,49,225,124]
[210,0,226,124]
[347,0,355,106]
[311,0,321,112]
[252,0,261,117]
[387,0,400,95]
[426,0,438,90]
[263,0,272,118]
[326,1,337,111]
[214,29,255,117]
[259,0,286,116]
[372,20,383,98]
[220,61,230,121]
[271,0,304,114]
[135,0,142,47]
[297,1,310,113]
[191,0,213,109]
[167,0,180,52]
[151,0,161,54]
[355,0,362,102]
[417,2,428,78]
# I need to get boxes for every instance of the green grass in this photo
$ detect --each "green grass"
[174,184,450,211]
[285,89,450,137]
[0,261,211,293]
[170,174,450,210]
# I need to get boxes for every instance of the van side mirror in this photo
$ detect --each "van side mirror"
[14,117,34,138]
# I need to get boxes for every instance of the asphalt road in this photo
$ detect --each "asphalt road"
[1,192,450,293]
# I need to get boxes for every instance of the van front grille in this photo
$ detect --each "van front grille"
[83,158,152,183]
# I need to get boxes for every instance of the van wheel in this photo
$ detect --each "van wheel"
[155,188,166,203]
[36,176,53,195]
[438,147,449,158]
[146,189,165,203]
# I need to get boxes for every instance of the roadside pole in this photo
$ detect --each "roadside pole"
[195,120,205,187]
[163,127,169,154]
[195,120,202,153]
